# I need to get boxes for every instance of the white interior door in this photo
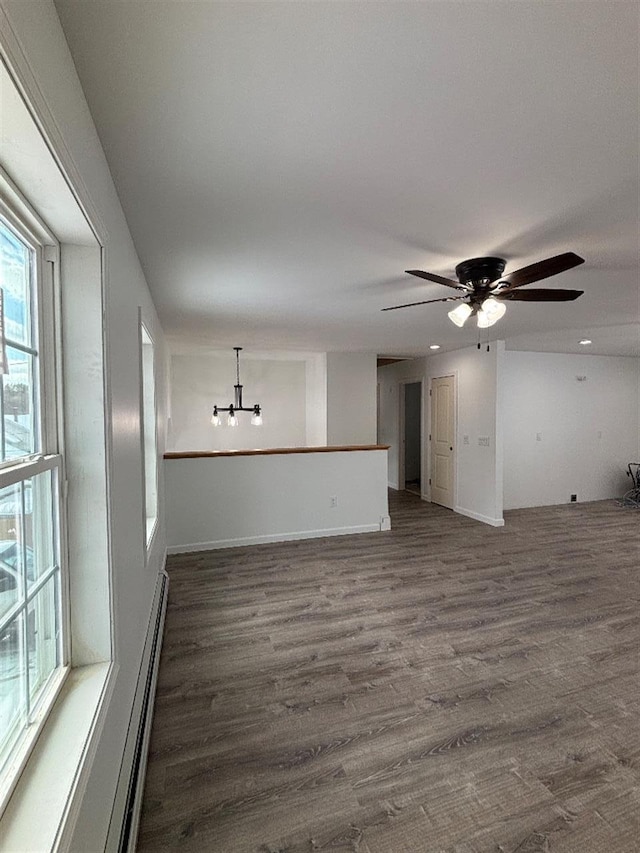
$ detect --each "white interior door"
[430,375,455,508]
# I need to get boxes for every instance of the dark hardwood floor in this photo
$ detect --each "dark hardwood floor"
[137,492,640,852]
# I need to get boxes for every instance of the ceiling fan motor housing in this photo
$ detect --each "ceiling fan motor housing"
[455,257,506,288]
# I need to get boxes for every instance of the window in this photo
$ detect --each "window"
[140,321,157,548]
[0,209,67,809]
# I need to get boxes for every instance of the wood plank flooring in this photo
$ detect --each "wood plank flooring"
[137,493,640,852]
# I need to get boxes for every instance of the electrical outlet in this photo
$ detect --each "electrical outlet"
[329,496,338,507]
[536,432,542,442]
[463,435,469,445]
[570,494,577,502]
[478,436,490,447]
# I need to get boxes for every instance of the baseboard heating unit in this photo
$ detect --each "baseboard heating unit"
[107,568,169,853]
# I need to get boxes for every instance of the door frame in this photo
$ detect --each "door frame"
[398,379,426,498]
[427,372,457,508]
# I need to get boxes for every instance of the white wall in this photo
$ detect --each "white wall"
[326,352,377,445]
[428,343,504,526]
[305,352,328,446]
[169,353,307,451]
[378,343,504,526]
[1,1,167,848]
[165,450,390,551]
[503,352,640,509]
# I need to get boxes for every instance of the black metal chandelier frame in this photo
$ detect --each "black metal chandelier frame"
[211,347,261,423]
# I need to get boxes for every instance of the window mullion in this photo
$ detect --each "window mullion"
[0,453,61,489]
[24,563,58,605]
[1,339,38,357]
[18,610,29,731]
[39,249,58,455]
[0,596,26,638]
[20,480,31,718]
[0,364,5,460]
[20,480,28,594]
[32,247,42,456]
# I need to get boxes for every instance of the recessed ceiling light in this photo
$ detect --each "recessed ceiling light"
[429,344,441,350]
[579,339,592,345]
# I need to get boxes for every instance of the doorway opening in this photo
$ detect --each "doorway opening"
[403,382,422,496]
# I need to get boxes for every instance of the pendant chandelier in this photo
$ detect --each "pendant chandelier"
[211,347,262,426]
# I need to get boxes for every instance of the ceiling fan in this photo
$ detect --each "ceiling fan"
[382,252,585,328]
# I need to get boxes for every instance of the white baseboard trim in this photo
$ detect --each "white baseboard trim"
[388,482,400,490]
[455,506,505,527]
[168,523,383,554]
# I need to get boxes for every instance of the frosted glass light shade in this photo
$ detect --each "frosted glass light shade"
[251,413,263,426]
[227,412,239,426]
[477,298,506,328]
[448,302,473,327]
[211,412,221,426]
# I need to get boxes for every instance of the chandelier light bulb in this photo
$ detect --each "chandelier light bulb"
[448,302,473,327]
[227,410,239,427]
[211,406,221,426]
[477,298,506,328]
[251,405,262,426]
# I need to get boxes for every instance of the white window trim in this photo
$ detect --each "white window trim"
[0,28,116,850]
[0,189,70,815]
[139,312,158,558]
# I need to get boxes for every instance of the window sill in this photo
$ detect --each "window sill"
[145,516,158,559]
[0,662,113,852]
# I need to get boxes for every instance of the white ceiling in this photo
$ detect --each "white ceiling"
[54,0,639,357]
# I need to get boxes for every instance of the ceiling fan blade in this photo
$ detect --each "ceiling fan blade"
[496,288,584,302]
[382,295,466,312]
[406,270,465,291]
[497,252,584,291]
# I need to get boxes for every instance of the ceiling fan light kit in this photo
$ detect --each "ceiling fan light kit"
[448,302,473,327]
[384,252,585,333]
[476,297,507,328]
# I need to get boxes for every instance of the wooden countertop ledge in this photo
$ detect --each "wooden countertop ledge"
[164,445,390,460]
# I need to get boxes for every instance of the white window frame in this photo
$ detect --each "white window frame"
[139,313,158,553]
[0,192,69,813]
